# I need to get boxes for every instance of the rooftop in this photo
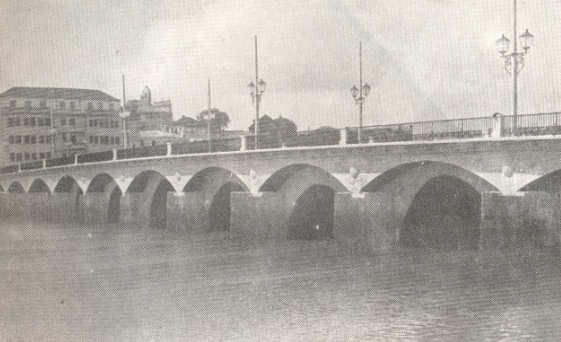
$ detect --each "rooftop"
[0,87,119,102]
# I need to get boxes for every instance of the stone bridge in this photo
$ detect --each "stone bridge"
[1,136,560,253]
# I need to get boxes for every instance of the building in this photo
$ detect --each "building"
[0,87,123,166]
[126,86,173,131]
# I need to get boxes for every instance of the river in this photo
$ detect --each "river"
[1,221,560,341]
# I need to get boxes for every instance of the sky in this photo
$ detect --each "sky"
[0,0,560,130]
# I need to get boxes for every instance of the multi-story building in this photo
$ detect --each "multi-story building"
[126,86,173,131]
[0,87,123,166]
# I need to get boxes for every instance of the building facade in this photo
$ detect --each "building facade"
[0,87,123,166]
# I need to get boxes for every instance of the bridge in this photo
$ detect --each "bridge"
[1,112,561,253]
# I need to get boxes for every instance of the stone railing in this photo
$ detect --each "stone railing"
[2,111,561,175]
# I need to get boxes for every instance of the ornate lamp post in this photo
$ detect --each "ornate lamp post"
[248,35,266,149]
[496,0,534,136]
[351,41,371,143]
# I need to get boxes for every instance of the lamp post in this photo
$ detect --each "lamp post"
[350,41,371,143]
[248,35,266,149]
[204,78,215,153]
[496,0,534,136]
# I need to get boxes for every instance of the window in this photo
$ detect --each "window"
[7,118,13,127]
[60,118,66,126]
[109,103,115,110]
[37,118,43,126]
[15,136,22,144]
[9,136,14,144]
[46,152,51,159]
[89,136,93,143]
[30,118,35,126]
[87,102,93,111]
[46,136,51,143]
[24,136,30,144]
[39,100,47,108]
[69,118,75,126]
[39,153,45,160]
[45,118,50,126]
[16,153,22,162]
[24,100,32,108]
[9,100,16,108]
[70,102,76,110]
[14,118,20,126]
[23,118,29,126]
[97,102,103,110]
[115,137,120,145]
[31,153,37,160]
[71,135,77,144]
[31,136,36,144]
[62,133,67,142]
[24,153,30,161]
[9,153,15,162]
[39,136,44,144]
[94,136,99,144]
[59,101,66,110]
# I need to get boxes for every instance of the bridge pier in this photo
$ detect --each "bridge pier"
[166,192,207,233]
[230,192,286,241]
[0,192,81,223]
[333,192,398,254]
[480,191,560,249]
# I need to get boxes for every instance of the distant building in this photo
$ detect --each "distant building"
[0,87,122,166]
[126,86,173,131]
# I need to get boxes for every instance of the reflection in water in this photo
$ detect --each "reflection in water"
[0,221,560,341]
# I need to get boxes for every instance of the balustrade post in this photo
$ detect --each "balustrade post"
[240,135,247,151]
[17,163,21,173]
[42,159,46,169]
[166,142,172,156]
[112,148,117,161]
[339,128,348,145]
[74,154,78,165]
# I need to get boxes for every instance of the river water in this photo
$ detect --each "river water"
[1,221,560,341]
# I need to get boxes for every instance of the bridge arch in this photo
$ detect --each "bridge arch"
[361,161,497,250]
[87,173,121,223]
[8,181,25,193]
[262,163,347,240]
[184,167,249,231]
[54,175,84,194]
[519,169,561,193]
[126,170,176,229]
[28,178,51,193]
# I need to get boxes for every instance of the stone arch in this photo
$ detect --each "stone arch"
[287,185,336,240]
[261,164,346,240]
[87,173,120,193]
[86,173,121,224]
[8,181,25,193]
[28,178,51,193]
[360,161,497,250]
[126,170,176,229]
[183,167,249,193]
[183,167,250,232]
[400,175,481,250]
[54,175,84,194]
[519,169,561,193]
[259,163,347,193]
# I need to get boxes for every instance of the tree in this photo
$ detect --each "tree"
[274,116,298,139]
[197,108,230,132]
[248,115,276,135]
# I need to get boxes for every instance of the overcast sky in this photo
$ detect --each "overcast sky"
[1,0,560,130]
